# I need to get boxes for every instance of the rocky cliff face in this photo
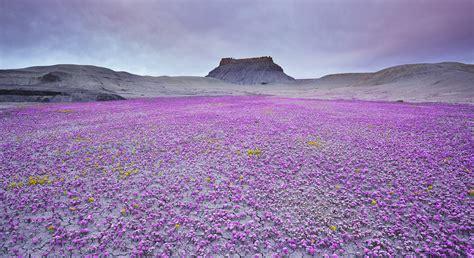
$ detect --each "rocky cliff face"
[206,56,295,85]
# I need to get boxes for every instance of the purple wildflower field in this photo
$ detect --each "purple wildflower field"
[0,96,473,256]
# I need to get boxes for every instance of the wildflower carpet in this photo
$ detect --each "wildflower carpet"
[0,96,472,256]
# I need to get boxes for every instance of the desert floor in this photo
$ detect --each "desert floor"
[0,96,472,256]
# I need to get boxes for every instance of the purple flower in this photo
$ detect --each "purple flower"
[0,96,472,256]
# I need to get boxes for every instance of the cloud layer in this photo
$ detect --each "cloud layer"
[1,0,473,78]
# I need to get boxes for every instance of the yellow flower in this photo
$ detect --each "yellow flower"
[371,199,377,205]
[239,175,244,180]
[175,223,181,230]
[206,177,211,183]
[69,207,76,211]
[56,109,74,113]
[330,225,337,231]
[72,197,79,201]
[36,176,49,184]
[428,185,433,190]
[335,185,341,189]
[47,225,55,232]
[28,177,37,186]
[247,148,262,157]
[306,141,321,147]
[87,197,95,203]
[469,189,474,197]
[133,203,140,208]
[121,208,127,216]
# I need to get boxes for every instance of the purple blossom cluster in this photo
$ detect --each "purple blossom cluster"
[0,96,473,256]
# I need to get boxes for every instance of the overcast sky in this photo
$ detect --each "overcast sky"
[1,0,473,78]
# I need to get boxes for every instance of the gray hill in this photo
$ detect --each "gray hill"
[291,62,474,103]
[0,61,472,104]
[0,64,239,102]
[206,56,295,85]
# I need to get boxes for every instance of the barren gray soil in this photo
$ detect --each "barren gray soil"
[0,62,473,104]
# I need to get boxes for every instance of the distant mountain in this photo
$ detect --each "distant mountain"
[0,62,472,104]
[206,56,295,85]
[289,62,474,103]
[304,62,474,87]
[0,64,236,102]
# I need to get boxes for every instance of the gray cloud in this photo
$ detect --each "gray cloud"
[1,0,473,78]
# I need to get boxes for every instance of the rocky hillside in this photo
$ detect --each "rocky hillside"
[0,61,472,104]
[206,56,295,85]
[293,62,474,103]
[0,64,238,102]
[0,65,130,102]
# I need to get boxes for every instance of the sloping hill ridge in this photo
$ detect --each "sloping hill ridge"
[0,61,472,103]
[0,64,238,102]
[366,62,474,86]
[293,62,474,103]
[303,62,474,87]
[206,56,295,84]
[0,65,128,102]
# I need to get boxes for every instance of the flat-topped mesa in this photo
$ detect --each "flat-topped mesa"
[219,56,274,66]
[207,56,294,85]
